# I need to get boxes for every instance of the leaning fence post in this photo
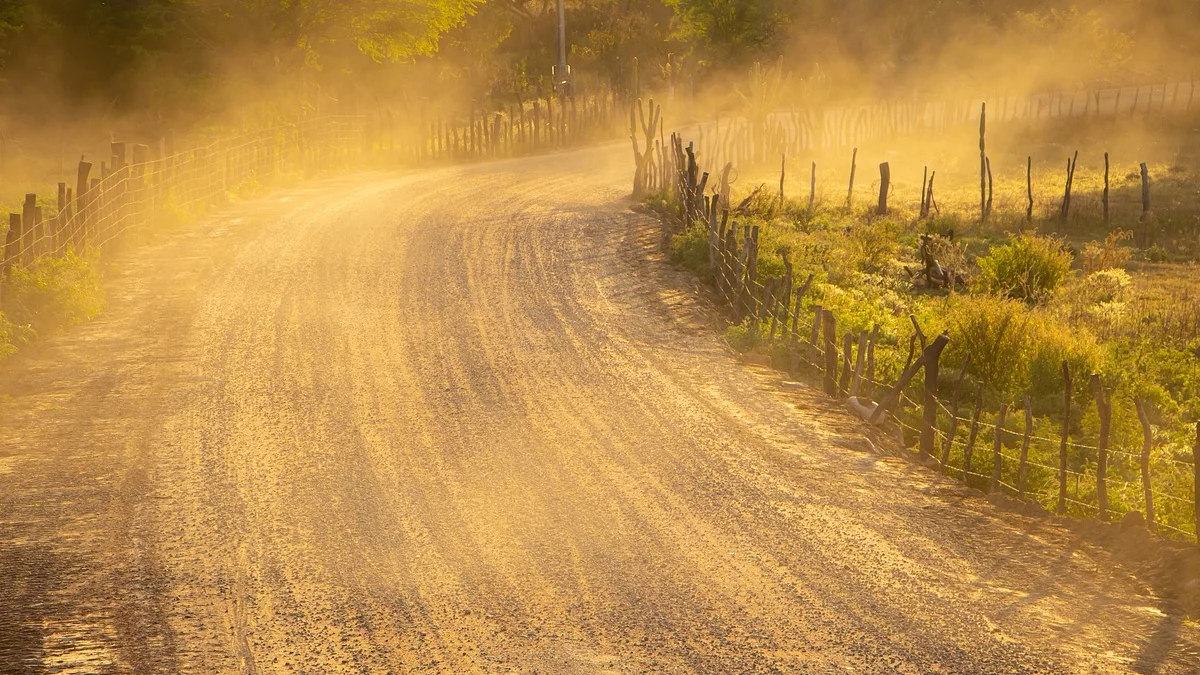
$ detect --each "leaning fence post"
[868,334,949,425]
[823,310,838,397]
[920,334,950,457]
[1135,398,1156,529]
[1018,396,1033,500]
[1059,362,1072,515]
[991,403,1009,492]
[1091,374,1112,521]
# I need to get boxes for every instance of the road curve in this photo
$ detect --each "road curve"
[2,143,1199,674]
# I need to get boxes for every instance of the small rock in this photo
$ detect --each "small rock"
[1120,510,1146,531]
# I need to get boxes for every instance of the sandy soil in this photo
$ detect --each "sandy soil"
[2,143,1199,674]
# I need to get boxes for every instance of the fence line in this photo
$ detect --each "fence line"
[690,78,1198,171]
[648,107,1200,542]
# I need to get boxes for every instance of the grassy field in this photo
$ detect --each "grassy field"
[656,108,1200,537]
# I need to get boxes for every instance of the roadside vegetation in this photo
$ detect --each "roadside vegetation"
[654,111,1200,536]
[0,249,104,356]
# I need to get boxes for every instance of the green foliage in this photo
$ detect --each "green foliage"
[723,319,760,352]
[6,249,105,334]
[939,294,1034,397]
[0,311,34,359]
[669,221,712,276]
[666,0,788,65]
[976,233,1073,303]
[846,220,901,275]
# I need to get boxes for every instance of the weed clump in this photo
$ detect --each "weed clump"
[976,233,1073,303]
[5,248,105,337]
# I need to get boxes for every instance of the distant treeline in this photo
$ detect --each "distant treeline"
[0,0,1196,128]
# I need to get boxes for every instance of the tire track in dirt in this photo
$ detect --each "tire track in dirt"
[1,148,1199,673]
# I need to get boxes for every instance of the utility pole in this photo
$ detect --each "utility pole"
[556,0,570,96]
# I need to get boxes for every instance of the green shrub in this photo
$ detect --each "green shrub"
[939,294,1033,397]
[976,233,1073,303]
[1144,245,1170,263]
[847,219,901,274]
[1026,317,1104,405]
[0,311,34,359]
[669,222,712,276]
[724,320,760,352]
[6,249,105,334]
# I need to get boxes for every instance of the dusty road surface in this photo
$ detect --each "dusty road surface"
[2,144,1199,674]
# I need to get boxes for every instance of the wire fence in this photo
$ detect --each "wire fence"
[652,118,1200,544]
[0,116,365,278]
[692,78,1199,171]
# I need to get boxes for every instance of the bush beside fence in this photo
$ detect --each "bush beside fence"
[647,103,1200,542]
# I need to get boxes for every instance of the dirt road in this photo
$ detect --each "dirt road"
[2,144,1199,674]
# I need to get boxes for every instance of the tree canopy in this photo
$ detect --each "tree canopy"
[0,0,1194,125]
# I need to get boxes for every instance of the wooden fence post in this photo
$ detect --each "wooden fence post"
[1092,374,1112,521]
[1193,422,1199,544]
[963,383,984,481]
[823,310,838,397]
[808,161,816,210]
[925,171,937,218]
[920,334,950,457]
[1134,398,1155,529]
[777,154,785,206]
[1103,152,1110,223]
[3,213,20,279]
[838,332,854,396]
[1026,156,1033,222]
[1061,151,1078,222]
[1059,362,1072,515]
[985,156,993,219]
[1139,162,1151,226]
[991,403,1009,492]
[846,147,857,210]
[920,166,928,217]
[55,182,66,252]
[979,102,987,220]
[1018,396,1033,500]
[864,324,879,399]
[850,330,868,398]
[809,304,823,370]
[876,162,890,215]
[21,194,36,265]
[76,160,92,247]
[790,274,814,343]
[868,334,949,425]
[940,355,972,471]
